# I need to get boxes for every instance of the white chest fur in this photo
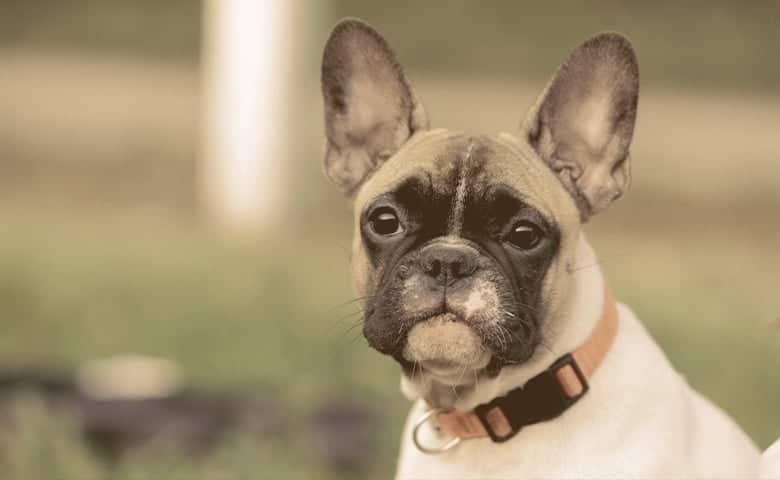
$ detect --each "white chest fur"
[396,304,759,479]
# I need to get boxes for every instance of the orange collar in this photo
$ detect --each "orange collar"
[416,285,618,450]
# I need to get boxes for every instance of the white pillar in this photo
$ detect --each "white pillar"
[761,438,780,479]
[201,0,292,233]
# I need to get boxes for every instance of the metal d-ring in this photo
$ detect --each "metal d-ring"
[412,408,462,454]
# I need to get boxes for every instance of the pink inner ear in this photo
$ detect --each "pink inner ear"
[343,72,407,146]
[572,93,614,155]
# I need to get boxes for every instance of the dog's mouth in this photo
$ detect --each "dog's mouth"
[402,312,492,379]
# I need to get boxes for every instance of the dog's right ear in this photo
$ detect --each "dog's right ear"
[321,19,428,196]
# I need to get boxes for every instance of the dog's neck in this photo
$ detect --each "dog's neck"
[400,232,605,411]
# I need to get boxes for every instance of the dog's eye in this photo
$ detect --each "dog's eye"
[368,207,403,236]
[507,221,542,250]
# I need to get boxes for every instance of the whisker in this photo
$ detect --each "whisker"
[344,323,369,346]
[324,309,365,335]
[327,307,365,324]
[325,295,374,313]
[514,301,538,315]
[342,318,364,335]
[330,319,365,348]
[499,326,510,351]
[567,255,617,274]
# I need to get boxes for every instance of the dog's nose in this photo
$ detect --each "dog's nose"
[419,243,478,286]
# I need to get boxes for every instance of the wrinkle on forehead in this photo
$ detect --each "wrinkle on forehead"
[353,129,468,214]
[353,129,579,231]
[486,132,579,224]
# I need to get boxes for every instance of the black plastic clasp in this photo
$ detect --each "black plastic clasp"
[548,353,589,408]
[473,353,591,444]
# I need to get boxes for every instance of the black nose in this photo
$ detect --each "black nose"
[419,242,479,286]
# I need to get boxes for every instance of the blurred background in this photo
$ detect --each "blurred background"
[0,1,778,478]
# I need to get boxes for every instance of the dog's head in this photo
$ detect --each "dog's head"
[321,20,638,390]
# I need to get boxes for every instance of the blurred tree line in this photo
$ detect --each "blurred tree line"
[0,0,200,60]
[1,0,778,93]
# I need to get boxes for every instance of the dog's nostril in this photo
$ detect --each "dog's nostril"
[424,259,442,278]
[450,255,477,278]
[451,260,463,277]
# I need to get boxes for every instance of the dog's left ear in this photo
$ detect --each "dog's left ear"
[521,33,639,220]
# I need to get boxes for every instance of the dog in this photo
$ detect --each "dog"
[319,18,762,478]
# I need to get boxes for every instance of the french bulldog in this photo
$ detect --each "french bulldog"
[320,18,761,478]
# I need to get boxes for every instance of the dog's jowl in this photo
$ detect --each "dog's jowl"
[320,18,761,479]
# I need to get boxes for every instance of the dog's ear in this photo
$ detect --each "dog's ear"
[321,19,428,196]
[521,33,639,220]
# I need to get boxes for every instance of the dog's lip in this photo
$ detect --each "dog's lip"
[422,358,459,369]
[420,311,464,324]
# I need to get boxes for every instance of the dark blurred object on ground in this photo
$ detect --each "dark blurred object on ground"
[0,365,377,470]
[0,366,281,461]
[305,399,377,474]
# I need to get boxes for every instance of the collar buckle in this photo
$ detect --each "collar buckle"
[473,353,590,443]
[548,353,590,407]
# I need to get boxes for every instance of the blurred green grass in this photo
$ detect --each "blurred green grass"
[0,209,778,478]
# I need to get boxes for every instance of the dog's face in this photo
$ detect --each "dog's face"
[321,20,638,389]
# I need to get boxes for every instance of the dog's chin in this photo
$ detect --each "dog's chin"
[402,313,492,386]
